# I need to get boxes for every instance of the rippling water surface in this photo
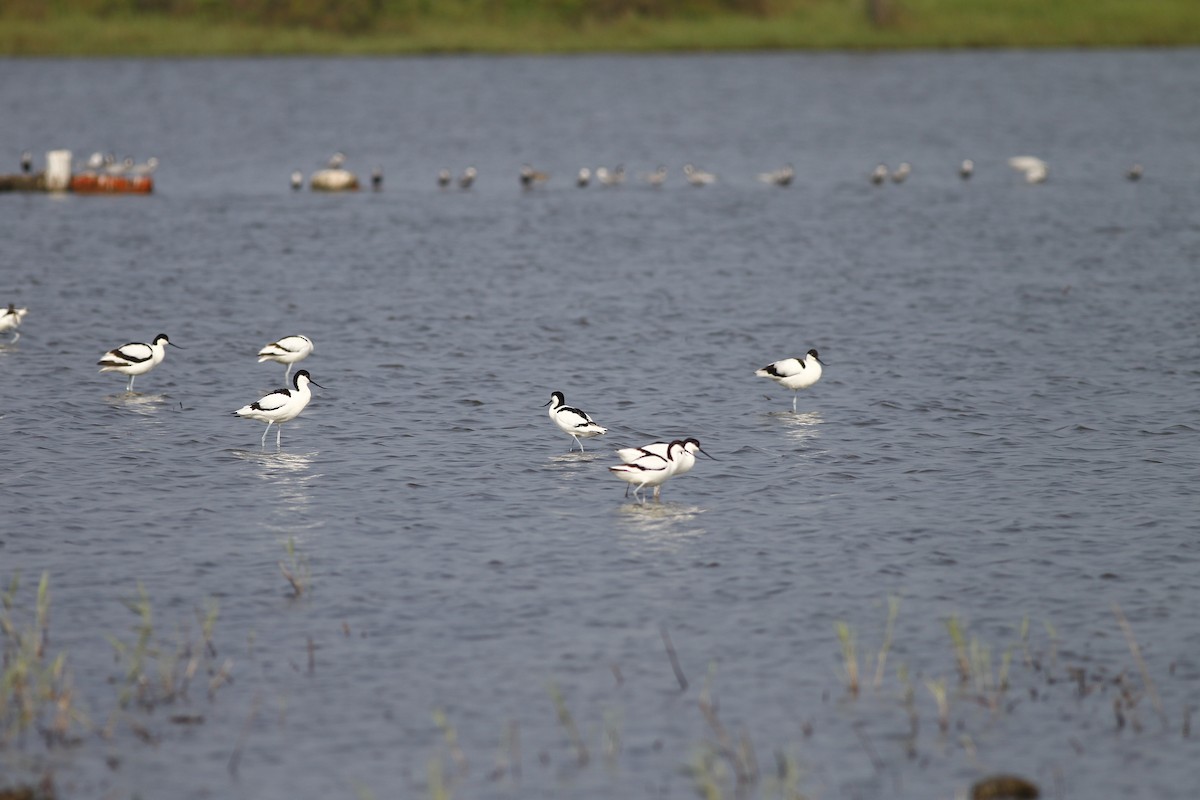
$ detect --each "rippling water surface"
[2,52,1199,799]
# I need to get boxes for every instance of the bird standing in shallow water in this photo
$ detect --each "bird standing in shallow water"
[544,391,607,452]
[609,440,687,503]
[257,335,314,380]
[615,438,713,500]
[98,333,180,393]
[756,348,827,412]
[234,369,323,448]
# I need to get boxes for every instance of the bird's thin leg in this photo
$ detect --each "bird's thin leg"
[261,421,272,447]
[792,393,798,413]
[126,375,135,393]
[276,425,282,448]
[10,331,18,343]
[285,364,293,382]
[654,485,662,502]
[624,483,630,498]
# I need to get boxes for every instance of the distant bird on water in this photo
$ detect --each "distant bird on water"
[758,164,794,186]
[520,164,549,188]
[576,167,591,187]
[1008,156,1048,184]
[596,165,625,186]
[290,170,304,190]
[891,162,911,183]
[1126,164,1144,181]
[327,152,346,170]
[683,163,716,186]
[755,348,827,413]
[870,164,888,184]
[960,159,974,180]
[438,169,452,188]
[257,334,314,381]
[459,166,477,189]
[371,167,383,190]
[0,303,28,342]
[643,165,668,187]
[20,150,32,173]
[98,333,180,393]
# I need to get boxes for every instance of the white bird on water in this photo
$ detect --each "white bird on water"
[234,369,323,448]
[683,164,716,186]
[891,162,911,183]
[755,348,827,412]
[1008,155,1048,184]
[544,391,607,452]
[98,333,180,392]
[960,159,974,180]
[758,164,794,186]
[615,437,714,499]
[609,440,688,503]
[870,163,888,184]
[0,303,28,342]
[257,334,314,380]
[459,166,477,189]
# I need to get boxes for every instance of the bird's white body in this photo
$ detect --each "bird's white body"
[438,169,452,188]
[520,164,549,187]
[960,159,974,179]
[891,162,911,183]
[596,165,625,186]
[257,334,314,380]
[545,391,607,452]
[577,167,591,187]
[643,166,668,187]
[758,164,794,186]
[870,164,888,184]
[98,333,176,392]
[0,303,28,340]
[1009,156,1048,183]
[756,348,826,412]
[616,438,707,478]
[234,369,320,447]
[290,170,304,190]
[459,167,477,189]
[683,164,716,186]
[609,440,687,502]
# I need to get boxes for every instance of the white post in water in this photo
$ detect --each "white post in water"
[45,149,72,191]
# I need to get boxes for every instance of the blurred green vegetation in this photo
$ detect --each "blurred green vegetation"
[1,0,1198,53]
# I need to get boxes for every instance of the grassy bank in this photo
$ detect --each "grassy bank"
[1,0,1199,55]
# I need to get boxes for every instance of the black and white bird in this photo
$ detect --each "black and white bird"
[576,167,591,187]
[870,164,888,184]
[755,348,827,412]
[596,165,625,186]
[643,166,668,187]
[614,437,713,499]
[544,391,607,452]
[960,159,974,180]
[257,334,314,380]
[234,369,323,448]
[20,150,32,174]
[327,152,346,170]
[438,169,452,188]
[371,167,383,190]
[98,333,180,393]
[520,164,549,188]
[1126,163,1144,181]
[891,162,911,183]
[609,440,687,503]
[1008,156,1048,184]
[0,303,28,342]
[458,166,477,189]
[290,170,304,190]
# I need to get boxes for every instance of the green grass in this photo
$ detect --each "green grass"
[2,0,1200,55]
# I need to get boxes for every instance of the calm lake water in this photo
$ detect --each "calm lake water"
[1,52,1199,799]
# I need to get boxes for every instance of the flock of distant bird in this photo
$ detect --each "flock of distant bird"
[1,306,825,502]
[280,152,1147,192]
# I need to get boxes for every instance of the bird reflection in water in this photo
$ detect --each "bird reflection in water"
[781,410,824,444]
[106,392,171,416]
[231,449,322,529]
[615,502,707,553]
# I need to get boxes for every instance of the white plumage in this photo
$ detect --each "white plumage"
[609,440,687,503]
[758,164,794,186]
[755,348,827,412]
[234,369,322,447]
[257,334,314,380]
[1009,156,1048,184]
[98,333,179,392]
[683,164,716,186]
[544,391,607,452]
[0,303,28,341]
